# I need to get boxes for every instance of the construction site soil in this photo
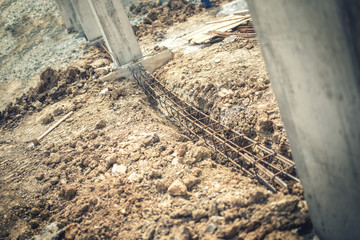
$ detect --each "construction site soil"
[0,0,315,239]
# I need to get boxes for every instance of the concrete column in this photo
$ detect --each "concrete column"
[54,0,83,33]
[88,0,142,66]
[71,0,102,41]
[247,0,360,239]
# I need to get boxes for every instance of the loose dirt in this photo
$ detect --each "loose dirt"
[0,1,315,239]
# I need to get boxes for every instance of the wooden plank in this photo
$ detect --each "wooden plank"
[183,16,246,40]
[184,15,251,44]
[206,15,250,24]
[191,19,250,44]
[184,18,245,43]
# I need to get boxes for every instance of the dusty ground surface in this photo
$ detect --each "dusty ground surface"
[0,0,315,239]
[0,0,86,112]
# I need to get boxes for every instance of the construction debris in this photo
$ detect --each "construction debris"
[183,15,255,44]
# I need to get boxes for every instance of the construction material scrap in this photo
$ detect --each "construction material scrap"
[183,14,256,44]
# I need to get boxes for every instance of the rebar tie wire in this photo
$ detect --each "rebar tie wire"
[129,64,300,192]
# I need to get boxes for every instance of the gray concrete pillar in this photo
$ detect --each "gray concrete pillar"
[71,0,102,41]
[54,0,83,33]
[88,0,142,66]
[247,0,360,239]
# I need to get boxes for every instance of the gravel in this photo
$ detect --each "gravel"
[0,0,85,84]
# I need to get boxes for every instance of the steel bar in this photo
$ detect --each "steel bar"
[129,64,299,192]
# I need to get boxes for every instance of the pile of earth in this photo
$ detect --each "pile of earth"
[0,47,311,239]
[0,43,112,130]
[154,38,292,158]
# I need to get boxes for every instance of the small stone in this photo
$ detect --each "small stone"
[209,200,218,216]
[176,144,187,157]
[35,173,45,181]
[183,176,200,190]
[142,226,155,240]
[191,167,202,177]
[32,222,65,240]
[168,180,188,196]
[77,83,84,88]
[192,209,208,221]
[106,154,117,167]
[170,207,192,219]
[95,120,107,129]
[205,222,217,233]
[53,107,64,116]
[59,185,77,200]
[149,169,162,179]
[156,180,168,192]
[171,226,192,240]
[250,191,266,203]
[27,142,35,150]
[128,172,143,183]
[41,114,54,125]
[215,59,221,63]
[49,177,59,185]
[191,146,211,163]
[219,222,241,239]
[111,164,127,177]
[30,219,40,229]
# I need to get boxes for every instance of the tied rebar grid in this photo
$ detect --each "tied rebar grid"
[129,64,300,192]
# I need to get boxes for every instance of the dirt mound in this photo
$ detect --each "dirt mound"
[154,38,292,157]
[0,44,112,130]
[133,0,204,38]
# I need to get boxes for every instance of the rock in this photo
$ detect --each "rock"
[129,152,141,162]
[219,222,241,239]
[192,209,208,221]
[183,176,200,190]
[209,200,218,216]
[49,177,59,185]
[31,222,64,240]
[176,144,187,157]
[170,207,192,219]
[191,167,202,177]
[205,222,217,233]
[106,154,117,167]
[147,11,158,21]
[156,180,169,192]
[30,219,40,229]
[95,119,107,129]
[111,164,127,177]
[142,134,160,147]
[168,180,188,196]
[91,58,111,68]
[171,226,192,240]
[191,146,211,163]
[41,114,54,125]
[142,226,155,240]
[269,196,299,212]
[250,190,267,203]
[59,185,77,200]
[53,107,64,116]
[149,169,162,179]
[128,172,143,183]
[35,173,45,181]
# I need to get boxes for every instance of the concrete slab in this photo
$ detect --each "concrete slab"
[101,50,173,82]
[54,0,83,33]
[88,0,143,66]
[71,0,102,41]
